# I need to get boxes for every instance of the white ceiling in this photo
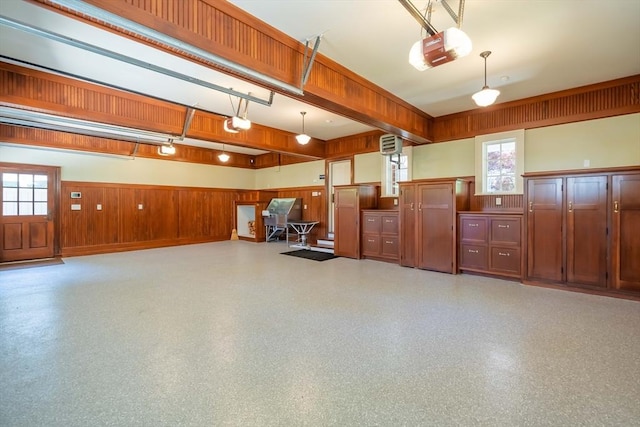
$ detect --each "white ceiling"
[1,0,639,155]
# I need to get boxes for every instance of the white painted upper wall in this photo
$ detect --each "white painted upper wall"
[0,144,256,189]
[1,114,638,188]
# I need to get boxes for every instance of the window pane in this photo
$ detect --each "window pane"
[34,202,48,215]
[34,188,48,202]
[19,188,33,202]
[3,202,18,216]
[19,202,33,216]
[2,173,18,187]
[33,175,48,189]
[3,187,18,201]
[19,174,34,188]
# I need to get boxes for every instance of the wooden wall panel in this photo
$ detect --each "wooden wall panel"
[433,75,640,142]
[60,181,240,256]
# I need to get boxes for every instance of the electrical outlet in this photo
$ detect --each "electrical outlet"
[71,204,81,211]
[97,204,102,211]
[495,197,502,206]
[138,204,144,210]
[394,198,398,206]
[584,159,590,167]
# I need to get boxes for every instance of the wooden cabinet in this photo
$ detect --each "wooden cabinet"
[524,168,640,296]
[334,185,377,259]
[459,213,522,279]
[399,179,469,273]
[361,210,399,262]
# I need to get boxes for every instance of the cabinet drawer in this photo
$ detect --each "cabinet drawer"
[490,218,521,245]
[460,244,488,269]
[490,247,521,274]
[362,214,381,233]
[460,217,487,242]
[381,215,399,234]
[381,236,399,258]
[362,233,380,255]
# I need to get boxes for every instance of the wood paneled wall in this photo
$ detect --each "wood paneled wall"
[60,181,238,255]
[59,181,329,256]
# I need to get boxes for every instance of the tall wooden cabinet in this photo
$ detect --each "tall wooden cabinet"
[333,185,377,259]
[399,179,469,273]
[524,167,640,296]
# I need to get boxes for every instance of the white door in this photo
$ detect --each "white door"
[328,159,351,234]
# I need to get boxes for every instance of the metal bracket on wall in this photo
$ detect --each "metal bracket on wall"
[300,35,322,89]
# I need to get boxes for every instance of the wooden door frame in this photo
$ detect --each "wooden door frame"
[0,162,61,260]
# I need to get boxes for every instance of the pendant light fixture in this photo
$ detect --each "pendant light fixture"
[472,51,500,107]
[295,111,311,145]
[218,144,230,162]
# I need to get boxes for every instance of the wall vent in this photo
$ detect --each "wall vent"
[379,134,402,155]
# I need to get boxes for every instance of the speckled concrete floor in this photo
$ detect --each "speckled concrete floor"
[1,241,639,426]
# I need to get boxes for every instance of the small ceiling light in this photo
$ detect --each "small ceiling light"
[296,111,311,145]
[409,27,472,71]
[472,51,501,107]
[218,144,230,162]
[158,141,176,156]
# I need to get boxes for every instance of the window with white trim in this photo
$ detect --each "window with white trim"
[475,129,525,195]
[381,146,412,197]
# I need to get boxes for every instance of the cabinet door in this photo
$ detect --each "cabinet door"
[399,184,417,267]
[527,178,563,282]
[566,176,608,287]
[362,233,380,257]
[611,173,640,292]
[334,188,359,258]
[362,213,381,234]
[418,183,454,273]
[460,216,487,242]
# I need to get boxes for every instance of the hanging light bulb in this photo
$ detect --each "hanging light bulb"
[296,111,311,145]
[472,51,500,107]
[218,144,230,162]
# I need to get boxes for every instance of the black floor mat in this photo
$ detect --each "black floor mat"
[281,249,338,261]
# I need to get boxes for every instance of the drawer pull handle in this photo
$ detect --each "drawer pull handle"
[367,218,375,222]
[385,240,394,244]
[497,224,510,228]
[529,201,533,212]
[498,252,510,257]
[568,201,573,213]
[367,239,375,242]
[614,201,619,213]
[468,249,479,253]
[410,202,414,211]
[468,223,479,227]
[385,219,393,223]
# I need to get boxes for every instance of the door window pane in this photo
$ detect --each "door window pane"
[33,175,48,188]
[34,202,48,215]
[19,202,33,216]
[19,174,34,188]
[3,202,18,216]
[19,188,34,202]
[3,187,18,201]
[3,173,18,187]
[34,189,48,202]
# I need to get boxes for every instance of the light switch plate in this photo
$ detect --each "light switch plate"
[71,204,81,211]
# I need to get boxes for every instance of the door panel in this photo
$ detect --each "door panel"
[566,176,607,287]
[328,160,351,234]
[0,164,58,262]
[418,183,454,273]
[526,178,563,282]
[399,184,416,267]
[611,173,640,292]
